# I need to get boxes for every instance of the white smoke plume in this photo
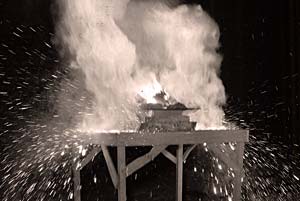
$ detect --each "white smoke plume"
[55,0,226,131]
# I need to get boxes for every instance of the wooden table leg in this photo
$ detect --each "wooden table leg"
[176,144,183,201]
[233,143,245,201]
[118,146,126,201]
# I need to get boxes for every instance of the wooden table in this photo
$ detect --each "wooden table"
[73,130,249,201]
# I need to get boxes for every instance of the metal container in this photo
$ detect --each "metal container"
[139,103,197,131]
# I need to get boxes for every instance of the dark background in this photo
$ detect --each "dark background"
[0,0,299,143]
[197,0,300,147]
[1,1,300,201]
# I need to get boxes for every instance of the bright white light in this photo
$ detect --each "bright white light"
[138,80,163,104]
[76,128,135,134]
[213,186,217,194]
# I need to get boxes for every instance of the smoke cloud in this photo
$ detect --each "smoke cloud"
[55,0,226,131]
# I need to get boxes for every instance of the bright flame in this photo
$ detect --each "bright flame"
[138,79,163,104]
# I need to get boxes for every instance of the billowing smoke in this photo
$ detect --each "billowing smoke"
[55,0,226,131]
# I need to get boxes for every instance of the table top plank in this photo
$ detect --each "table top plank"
[86,130,249,146]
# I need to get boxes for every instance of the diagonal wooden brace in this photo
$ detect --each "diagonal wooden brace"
[183,144,197,162]
[126,145,168,177]
[162,149,177,164]
[101,145,119,189]
[73,146,102,201]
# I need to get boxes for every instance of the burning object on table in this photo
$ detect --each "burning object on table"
[138,92,197,132]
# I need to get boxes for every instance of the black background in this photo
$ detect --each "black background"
[1,1,300,201]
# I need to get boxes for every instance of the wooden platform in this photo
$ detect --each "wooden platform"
[73,129,249,201]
